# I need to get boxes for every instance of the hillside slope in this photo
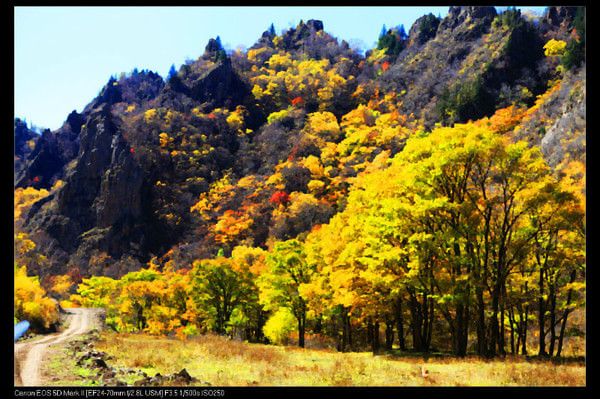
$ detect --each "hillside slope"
[16,6,585,278]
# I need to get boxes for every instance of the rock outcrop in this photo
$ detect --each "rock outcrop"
[15,113,81,189]
[188,59,248,108]
[282,19,324,50]
[542,6,578,29]
[407,14,440,48]
[14,119,39,179]
[438,6,497,32]
[15,70,164,191]
[163,39,250,110]
[24,104,146,275]
[20,39,250,275]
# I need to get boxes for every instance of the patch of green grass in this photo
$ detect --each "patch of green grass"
[75,367,95,379]
[42,346,92,386]
[120,372,144,386]
[139,366,159,377]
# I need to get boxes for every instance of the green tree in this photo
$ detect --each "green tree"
[190,257,253,334]
[258,239,315,347]
[377,28,405,58]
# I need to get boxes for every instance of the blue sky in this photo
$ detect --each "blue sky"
[14,6,548,131]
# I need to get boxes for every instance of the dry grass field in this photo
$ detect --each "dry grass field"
[88,332,585,386]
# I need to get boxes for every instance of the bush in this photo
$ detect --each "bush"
[14,265,59,331]
[544,39,567,57]
[267,108,292,125]
[263,307,297,345]
[281,165,312,193]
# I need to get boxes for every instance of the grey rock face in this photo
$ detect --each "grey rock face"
[439,6,497,32]
[24,104,146,275]
[188,59,248,108]
[543,6,578,28]
[541,69,586,167]
[407,14,440,47]
[15,116,81,189]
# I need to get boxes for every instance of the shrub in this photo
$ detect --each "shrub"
[267,108,291,125]
[269,191,290,206]
[544,39,567,57]
[263,307,297,345]
[281,165,312,193]
[14,265,59,331]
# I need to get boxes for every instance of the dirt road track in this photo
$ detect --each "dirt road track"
[14,308,99,386]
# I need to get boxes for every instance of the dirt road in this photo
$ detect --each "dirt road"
[14,308,99,386]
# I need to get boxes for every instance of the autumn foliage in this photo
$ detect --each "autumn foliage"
[14,233,59,331]
[269,191,290,206]
[17,12,585,359]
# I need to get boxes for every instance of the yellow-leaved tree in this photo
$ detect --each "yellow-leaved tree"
[14,233,58,331]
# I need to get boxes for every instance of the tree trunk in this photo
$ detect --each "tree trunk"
[476,285,486,356]
[489,281,500,357]
[298,313,306,348]
[314,315,323,334]
[548,286,557,357]
[499,281,507,356]
[454,244,469,357]
[257,309,267,343]
[556,270,577,357]
[373,321,381,354]
[538,267,547,356]
[425,295,434,352]
[459,299,470,356]
[385,318,394,350]
[556,311,570,358]
[521,305,529,355]
[508,305,516,355]
[394,296,406,350]
[346,312,353,351]
[455,303,464,356]
[367,318,375,353]
[340,311,348,352]
[408,293,423,351]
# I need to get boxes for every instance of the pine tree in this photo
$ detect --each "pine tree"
[398,24,407,40]
[379,24,387,39]
[167,64,177,81]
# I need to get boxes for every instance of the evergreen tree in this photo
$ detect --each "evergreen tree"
[398,24,408,40]
[379,24,387,39]
[167,64,177,81]
[377,27,405,58]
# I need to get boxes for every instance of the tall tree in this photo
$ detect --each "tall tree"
[190,257,253,334]
[258,239,315,347]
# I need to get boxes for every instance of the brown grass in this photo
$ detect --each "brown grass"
[93,332,585,386]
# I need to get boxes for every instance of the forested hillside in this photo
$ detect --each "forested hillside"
[15,6,585,359]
